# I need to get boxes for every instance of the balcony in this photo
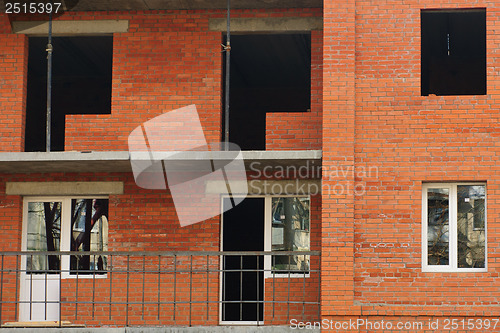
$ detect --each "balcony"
[0,251,320,327]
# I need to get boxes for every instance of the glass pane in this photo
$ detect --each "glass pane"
[271,197,310,273]
[457,185,485,268]
[70,199,109,274]
[427,188,449,265]
[26,202,61,273]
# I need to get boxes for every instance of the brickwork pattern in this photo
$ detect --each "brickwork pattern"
[0,29,27,152]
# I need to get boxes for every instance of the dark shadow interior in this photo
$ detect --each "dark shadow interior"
[222,198,264,322]
[222,33,311,150]
[25,36,113,152]
[421,9,486,96]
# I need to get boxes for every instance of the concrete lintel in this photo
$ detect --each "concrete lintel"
[242,150,322,160]
[209,17,323,32]
[6,182,124,196]
[12,20,129,35]
[207,179,321,195]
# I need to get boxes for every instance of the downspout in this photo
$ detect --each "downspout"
[224,0,231,150]
[46,12,53,152]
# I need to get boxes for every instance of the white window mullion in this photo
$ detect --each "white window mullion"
[449,185,458,270]
[60,198,72,278]
[421,187,428,271]
[263,197,272,278]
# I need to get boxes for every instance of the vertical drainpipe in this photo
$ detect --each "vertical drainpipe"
[46,12,53,152]
[224,0,231,150]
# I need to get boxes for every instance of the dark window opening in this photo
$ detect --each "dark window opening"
[25,36,113,152]
[421,9,486,96]
[222,197,264,322]
[222,33,311,150]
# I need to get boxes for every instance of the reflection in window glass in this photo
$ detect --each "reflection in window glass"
[457,185,485,268]
[70,199,109,274]
[271,197,310,273]
[26,202,61,273]
[427,188,449,265]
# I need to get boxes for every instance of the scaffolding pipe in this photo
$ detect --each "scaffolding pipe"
[224,0,231,150]
[46,12,53,152]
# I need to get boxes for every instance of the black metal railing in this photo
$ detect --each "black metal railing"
[0,251,320,327]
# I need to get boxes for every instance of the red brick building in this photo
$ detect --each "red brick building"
[0,0,498,331]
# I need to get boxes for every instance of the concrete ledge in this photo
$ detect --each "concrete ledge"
[209,17,322,31]
[0,151,321,174]
[6,182,124,196]
[0,151,131,174]
[130,150,322,161]
[12,20,129,35]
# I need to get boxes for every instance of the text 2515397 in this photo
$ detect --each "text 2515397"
[5,2,62,14]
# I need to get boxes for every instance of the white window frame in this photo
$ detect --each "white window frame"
[422,183,487,272]
[22,196,109,280]
[264,196,311,279]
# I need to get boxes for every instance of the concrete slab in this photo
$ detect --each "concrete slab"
[0,151,131,174]
[0,151,322,174]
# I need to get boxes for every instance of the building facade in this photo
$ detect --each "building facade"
[0,0,498,331]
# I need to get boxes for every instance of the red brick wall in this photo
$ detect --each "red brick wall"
[321,0,500,327]
[0,173,222,251]
[352,0,500,318]
[2,9,322,152]
[0,177,22,323]
[65,20,222,151]
[0,13,11,33]
[0,29,27,152]
[321,0,357,320]
[266,30,323,151]
[3,0,499,328]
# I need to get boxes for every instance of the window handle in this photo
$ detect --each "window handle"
[447,33,450,56]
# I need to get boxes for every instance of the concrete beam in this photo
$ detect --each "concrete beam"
[209,17,322,32]
[65,0,322,11]
[6,182,124,196]
[0,151,131,173]
[12,20,129,35]
[0,151,321,174]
